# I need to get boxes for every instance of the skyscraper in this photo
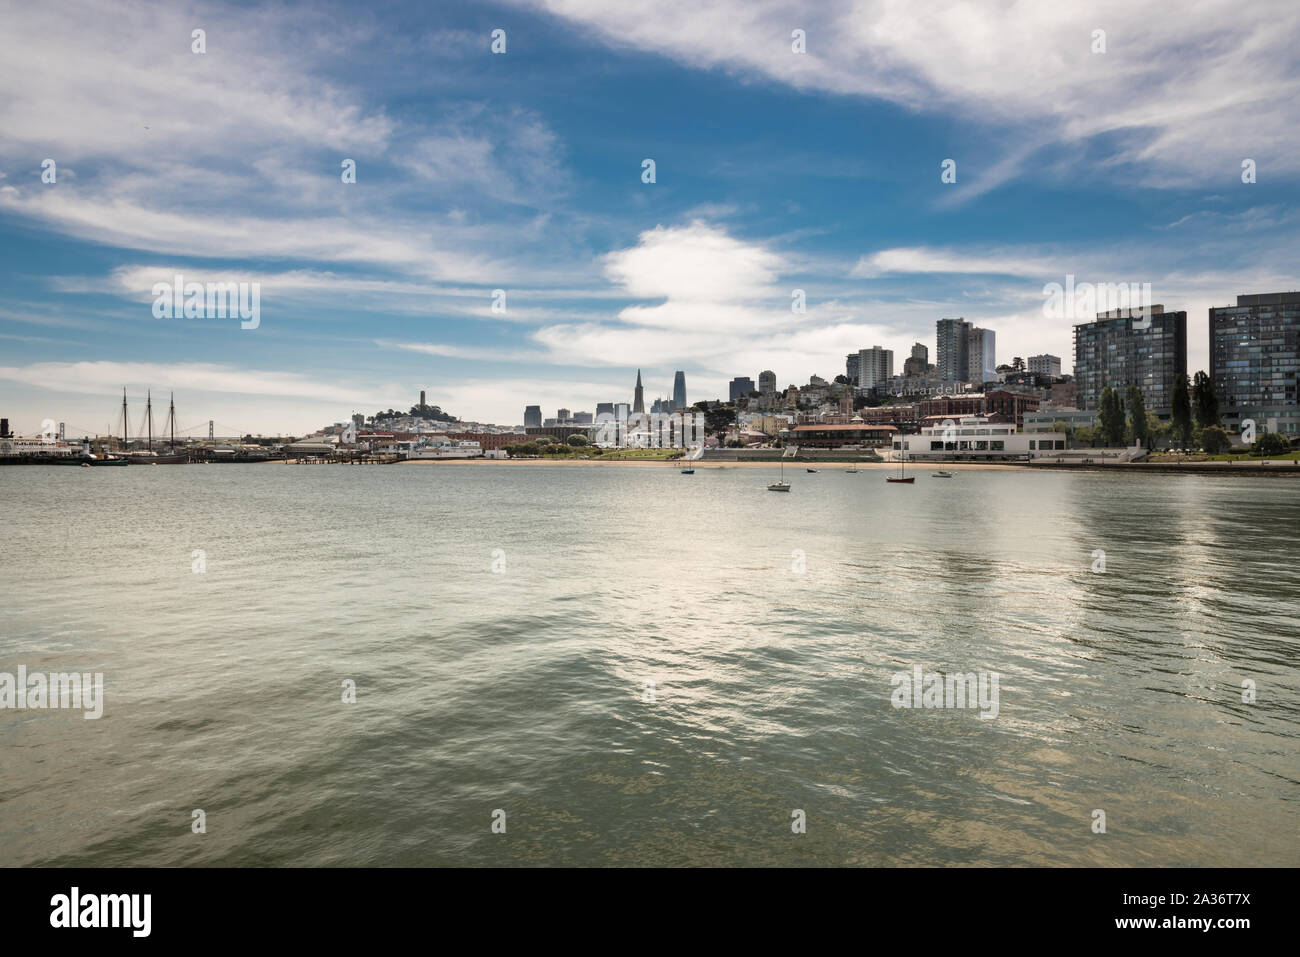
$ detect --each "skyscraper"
[854,347,894,391]
[524,405,542,428]
[633,369,645,414]
[936,318,969,382]
[596,402,615,418]
[758,370,777,394]
[673,371,687,409]
[967,327,997,384]
[1073,305,1186,413]
[1210,292,1300,434]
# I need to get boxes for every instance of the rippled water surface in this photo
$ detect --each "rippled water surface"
[1,463,1297,866]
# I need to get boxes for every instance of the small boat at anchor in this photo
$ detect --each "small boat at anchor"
[887,451,914,483]
[680,468,695,474]
[767,458,791,491]
[931,470,955,478]
[806,468,818,472]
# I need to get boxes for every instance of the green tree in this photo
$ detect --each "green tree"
[1096,386,1126,446]
[1191,371,1220,430]
[1146,412,1170,450]
[567,434,588,446]
[1125,385,1148,447]
[1200,426,1230,454]
[1171,373,1194,448]
[1251,433,1290,456]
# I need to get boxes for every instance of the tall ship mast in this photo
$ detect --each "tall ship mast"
[122,388,189,464]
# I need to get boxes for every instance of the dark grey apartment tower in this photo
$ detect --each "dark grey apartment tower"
[1210,292,1300,435]
[1072,305,1186,414]
[729,376,756,402]
[0,418,9,438]
[673,371,687,409]
[595,402,615,418]
[633,370,645,414]
[524,405,542,428]
[936,317,969,382]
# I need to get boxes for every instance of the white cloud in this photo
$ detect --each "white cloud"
[516,0,1300,187]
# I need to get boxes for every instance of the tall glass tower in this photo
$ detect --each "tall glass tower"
[673,371,687,409]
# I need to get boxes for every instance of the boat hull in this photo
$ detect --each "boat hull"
[886,477,915,483]
[124,452,189,464]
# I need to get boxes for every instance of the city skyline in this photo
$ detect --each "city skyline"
[2,0,1300,433]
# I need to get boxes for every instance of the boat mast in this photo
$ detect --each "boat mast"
[121,388,128,450]
[168,393,176,447]
[146,390,153,451]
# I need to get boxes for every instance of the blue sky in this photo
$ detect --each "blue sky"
[2,0,1298,435]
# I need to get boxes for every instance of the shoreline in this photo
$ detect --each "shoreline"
[393,458,1029,470]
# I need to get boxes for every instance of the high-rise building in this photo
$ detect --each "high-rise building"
[633,370,645,414]
[596,402,615,418]
[729,377,756,402]
[572,411,594,425]
[967,326,996,384]
[557,408,570,422]
[524,405,542,428]
[673,371,687,409]
[1210,292,1300,434]
[758,370,777,394]
[903,343,929,377]
[419,390,426,408]
[1028,354,1062,378]
[1073,305,1187,413]
[936,318,969,382]
[845,353,860,384]
[855,347,894,391]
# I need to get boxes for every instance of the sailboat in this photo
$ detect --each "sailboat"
[767,457,791,491]
[886,447,914,483]
[122,390,189,464]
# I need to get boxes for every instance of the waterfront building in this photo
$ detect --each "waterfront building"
[1210,292,1300,435]
[673,371,687,409]
[1073,305,1187,414]
[1023,410,1096,433]
[448,431,528,450]
[633,370,645,414]
[787,422,897,448]
[524,405,542,428]
[729,376,756,401]
[891,416,1066,461]
[1028,354,1062,377]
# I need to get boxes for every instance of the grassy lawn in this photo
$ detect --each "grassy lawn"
[1149,451,1300,462]
[540,447,683,461]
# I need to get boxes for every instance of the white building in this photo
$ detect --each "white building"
[891,416,1065,461]
[1027,354,1062,377]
